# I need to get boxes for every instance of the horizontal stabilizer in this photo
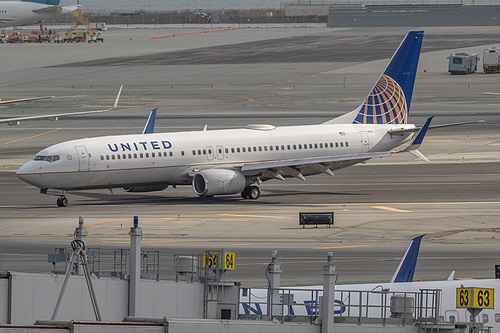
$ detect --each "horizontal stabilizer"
[391,234,426,283]
[389,120,484,135]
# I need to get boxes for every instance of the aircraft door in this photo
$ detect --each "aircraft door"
[359,131,370,153]
[216,146,224,160]
[75,146,90,171]
[206,146,214,161]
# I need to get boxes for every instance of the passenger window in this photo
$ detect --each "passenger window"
[242,147,246,152]
[140,153,143,158]
[129,154,132,159]
[253,147,257,152]
[192,150,196,155]
[231,148,235,153]
[198,150,202,155]
[335,142,339,148]
[146,153,149,158]
[170,152,173,156]
[281,145,285,150]
[345,142,349,147]
[203,149,206,155]
[298,144,302,149]
[112,155,115,160]
[319,143,323,148]
[117,155,120,160]
[287,145,291,150]
[208,149,212,154]
[152,153,155,157]
[309,144,313,149]
[181,151,184,156]
[237,148,240,153]
[134,153,137,158]
[218,148,222,154]
[100,156,104,160]
[330,142,333,148]
[269,146,273,151]
[293,145,296,149]
[106,155,110,160]
[264,146,268,151]
[340,142,344,147]
[225,148,229,154]
[314,143,318,148]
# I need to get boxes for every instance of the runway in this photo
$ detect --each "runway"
[0,26,499,286]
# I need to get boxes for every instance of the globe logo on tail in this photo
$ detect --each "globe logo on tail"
[353,74,408,125]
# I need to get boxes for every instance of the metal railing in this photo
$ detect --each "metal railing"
[239,287,441,326]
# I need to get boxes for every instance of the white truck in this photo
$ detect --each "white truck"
[483,47,500,74]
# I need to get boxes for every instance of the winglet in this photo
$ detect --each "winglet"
[390,234,426,283]
[113,85,123,109]
[142,108,157,134]
[447,271,456,281]
[395,116,434,162]
[408,116,434,150]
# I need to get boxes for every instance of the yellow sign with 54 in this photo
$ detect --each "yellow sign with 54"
[457,287,494,309]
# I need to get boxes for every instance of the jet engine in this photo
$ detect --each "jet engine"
[192,169,246,197]
[121,185,168,192]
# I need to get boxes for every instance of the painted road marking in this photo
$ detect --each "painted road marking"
[2,128,61,145]
[371,206,413,213]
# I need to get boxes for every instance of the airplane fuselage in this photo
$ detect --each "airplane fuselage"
[0,1,68,27]
[16,123,414,192]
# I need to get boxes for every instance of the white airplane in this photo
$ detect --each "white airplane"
[16,31,476,207]
[0,0,77,28]
[0,86,122,126]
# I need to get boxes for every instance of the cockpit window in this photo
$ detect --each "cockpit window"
[34,155,60,162]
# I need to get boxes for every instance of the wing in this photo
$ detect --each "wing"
[0,86,122,126]
[0,96,54,105]
[32,5,62,14]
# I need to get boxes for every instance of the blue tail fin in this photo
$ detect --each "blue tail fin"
[21,0,61,5]
[353,31,424,125]
[390,234,425,283]
[142,108,157,134]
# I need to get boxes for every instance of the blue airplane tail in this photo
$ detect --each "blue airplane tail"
[21,0,61,5]
[390,234,426,283]
[325,31,424,125]
[354,31,424,125]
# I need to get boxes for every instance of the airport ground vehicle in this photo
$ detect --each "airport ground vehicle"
[483,47,500,73]
[448,52,478,74]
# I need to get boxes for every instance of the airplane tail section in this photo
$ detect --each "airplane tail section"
[390,234,425,283]
[325,31,424,125]
[21,0,61,5]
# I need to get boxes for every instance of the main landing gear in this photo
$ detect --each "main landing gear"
[56,196,68,207]
[241,185,260,200]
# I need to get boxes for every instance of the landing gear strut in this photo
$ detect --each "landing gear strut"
[241,185,260,200]
[56,196,68,207]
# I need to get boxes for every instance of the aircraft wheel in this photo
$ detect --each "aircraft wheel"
[248,186,260,200]
[57,197,68,207]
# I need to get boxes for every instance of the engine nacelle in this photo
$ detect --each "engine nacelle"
[121,185,168,193]
[192,169,246,197]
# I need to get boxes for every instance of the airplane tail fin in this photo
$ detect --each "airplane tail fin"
[21,0,61,5]
[325,31,424,125]
[390,234,426,283]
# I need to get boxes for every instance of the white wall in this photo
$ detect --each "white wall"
[5,271,205,325]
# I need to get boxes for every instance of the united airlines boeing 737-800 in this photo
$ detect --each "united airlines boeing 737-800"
[17,31,454,207]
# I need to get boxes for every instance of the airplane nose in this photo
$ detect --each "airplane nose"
[16,161,35,179]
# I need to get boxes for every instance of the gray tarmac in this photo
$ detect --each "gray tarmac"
[0,26,499,287]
